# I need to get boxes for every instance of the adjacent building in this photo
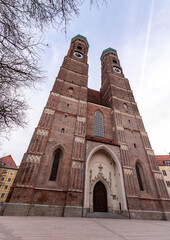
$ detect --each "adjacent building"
[0,155,18,203]
[3,35,170,220]
[156,155,170,197]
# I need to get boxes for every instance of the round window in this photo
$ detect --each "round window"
[73,51,83,59]
[113,66,121,74]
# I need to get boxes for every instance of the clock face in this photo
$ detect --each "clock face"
[73,51,83,59]
[113,66,121,74]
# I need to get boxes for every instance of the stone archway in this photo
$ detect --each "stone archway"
[93,181,108,212]
[84,145,127,214]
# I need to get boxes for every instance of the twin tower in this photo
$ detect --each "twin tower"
[4,35,170,220]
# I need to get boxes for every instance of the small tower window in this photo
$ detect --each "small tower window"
[94,110,104,137]
[113,59,117,64]
[67,103,69,107]
[136,163,144,191]
[77,45,82,50]
[61,128,65,133]
[134,143,137,148]
[68,87,73,93]
[123,103,128,111]
[49,149,62,181]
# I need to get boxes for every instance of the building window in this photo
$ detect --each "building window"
[162,170,167,176]
[77,45,82,50]
[68,87,73,93]
[1,177,4,181]
[7,178,11,182]
[4,185,8,190]
[94,110,104,137]
[136,163,144,191]
[49,149,62,181]
[112,59,117,64]
[166,181,170,187]
[164,161,170,166]
[10,172,14,175]
[123,103,128,111]
[1,193,5,198]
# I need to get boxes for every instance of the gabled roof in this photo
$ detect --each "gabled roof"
[0,155,18,169]
[87,88,100,105]
[155,155,170,166]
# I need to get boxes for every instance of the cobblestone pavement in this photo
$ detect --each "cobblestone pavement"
[0,216,170,240]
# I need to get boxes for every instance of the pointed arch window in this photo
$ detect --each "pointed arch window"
[136,162,144,191]
[49,149,62,181]
[94,110,104,137]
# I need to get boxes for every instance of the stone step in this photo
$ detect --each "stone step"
[86,212,127,219]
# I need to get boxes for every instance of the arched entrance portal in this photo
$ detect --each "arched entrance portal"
[93,181,108,212]
[84,145,127,213]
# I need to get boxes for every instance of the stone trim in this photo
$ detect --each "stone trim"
[26,154,41,163]
[117,126,124,131]
[77,116,86,122]
[120,145,128,150]
[36,128,49,136]
[141,131,148,136]
[146,149,155,156]
[112,96,137,105]
[111,83,132,92]
[62,66,88,78]
[51,92,60,97]
[124,168,133,175]
[75,136,85,143]
[79,100,87,104]
[65,56,87,66]
[154,173,163,179]
[114,109,141,118]
[72,161,84,169]
[60,95,78,102]
[44,108,55,115]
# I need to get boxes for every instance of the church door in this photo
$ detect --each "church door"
[93,181,108,212]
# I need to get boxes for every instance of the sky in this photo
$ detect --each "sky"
[1,0,170,165]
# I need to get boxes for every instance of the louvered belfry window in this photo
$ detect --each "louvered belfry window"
[94,110,104,137]
[49,149,62,181]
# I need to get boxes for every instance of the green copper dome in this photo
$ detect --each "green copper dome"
[100,48,117,60]
[71,34,89,47]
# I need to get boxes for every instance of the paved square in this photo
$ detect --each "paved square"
[0,216,170,240]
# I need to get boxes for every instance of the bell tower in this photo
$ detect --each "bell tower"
[100,48,170,218]
[3,37,170,220]
[5,35,89,217]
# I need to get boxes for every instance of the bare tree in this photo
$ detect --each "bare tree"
[0,0,106,134]
[0,0,83,134]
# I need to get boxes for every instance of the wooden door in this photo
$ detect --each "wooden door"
[93,181,108,212]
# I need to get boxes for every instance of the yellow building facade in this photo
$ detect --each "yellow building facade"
[0,155,18,203]
[156,155,170,197]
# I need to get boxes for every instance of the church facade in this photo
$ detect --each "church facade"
[3,35,170,220]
